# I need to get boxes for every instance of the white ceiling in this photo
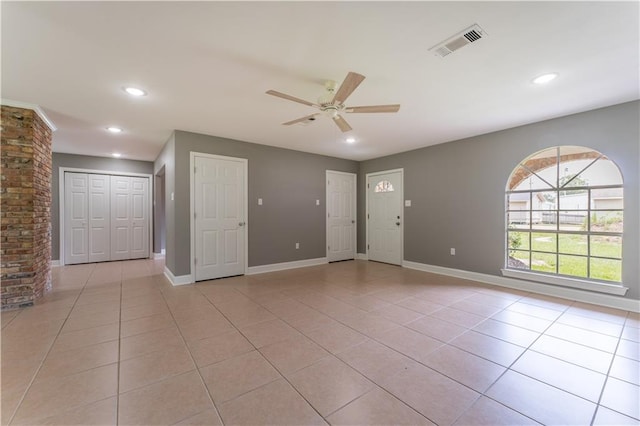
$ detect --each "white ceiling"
[2,2,638,162]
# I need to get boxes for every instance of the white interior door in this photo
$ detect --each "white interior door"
[327,171,356,262]
[64,173,89,264]
[367,170,403,265]
[194,155,246,281]
[130,177,149,259]
[111,176,131,260]
[88,174,110,263]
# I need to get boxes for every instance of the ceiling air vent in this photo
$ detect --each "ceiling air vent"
[429,24,487,58]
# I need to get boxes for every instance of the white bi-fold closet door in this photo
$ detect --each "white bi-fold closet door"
[64,172,149,265]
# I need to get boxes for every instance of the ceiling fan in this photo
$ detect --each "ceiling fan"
[266,72,400,133]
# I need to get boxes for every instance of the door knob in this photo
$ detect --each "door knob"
[238,222,246,226]
[396,222,401,226]
[351,220,355,224]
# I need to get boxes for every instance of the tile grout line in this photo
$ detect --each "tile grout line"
[193,285,331,424]
[5,265,94,425]
[588,310,629,425]
[115,268,124,426]
[155,285,226,425]
[457,297,574,425]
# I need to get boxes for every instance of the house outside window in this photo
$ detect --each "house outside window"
[505,146,624,288]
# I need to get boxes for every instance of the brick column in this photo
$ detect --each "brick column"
[1,105,53,310]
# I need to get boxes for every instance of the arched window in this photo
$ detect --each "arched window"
[505,146,623,287]
[375,180,395,193]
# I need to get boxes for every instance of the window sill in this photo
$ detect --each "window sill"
[501,269,628,296]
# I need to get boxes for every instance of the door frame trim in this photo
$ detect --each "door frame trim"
[325,170,357,262]
[365,168,404,265]
[59,167,153,266]
[190,152,249,283]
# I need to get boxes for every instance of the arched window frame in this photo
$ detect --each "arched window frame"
[502,146,627,296]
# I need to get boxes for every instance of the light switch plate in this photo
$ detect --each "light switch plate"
[405,200,411,207]
[316,199,320,206]
[258,198,263,205]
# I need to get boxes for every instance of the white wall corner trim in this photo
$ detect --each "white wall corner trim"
[247,257,327,275]
[51,260,60,267]
[164,266,192,286]
[1,99,57,131]
[356,253,368,260]
[402,260,639,313]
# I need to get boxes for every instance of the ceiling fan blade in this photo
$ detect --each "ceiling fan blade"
[333,115,352,132]
[282,114,319,126]
[332,72,366,104]
[266,90,317,107]
[346,104,401,113]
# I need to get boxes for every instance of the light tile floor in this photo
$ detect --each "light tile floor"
[1,259,639,425]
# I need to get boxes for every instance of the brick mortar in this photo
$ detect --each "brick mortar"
[1,105,52,310]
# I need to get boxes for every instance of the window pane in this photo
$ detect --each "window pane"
[536,191,557,209]
[508,250,530,270]
[590,211,623,232]
[509,166,554,190]
[507,211,530,228]
[374,180,394,193]
[531,252,556,273]
[577,158,623,186]
[559,255,588,278]
[558,234,587,255]
[590,258,622,282]
[591,188,623,210]
[532,212,555,230]
[531,233,556,253]
[591,235,622,259]
[558,190,589,210]
[558,211,588,231]
[508,231,530,251]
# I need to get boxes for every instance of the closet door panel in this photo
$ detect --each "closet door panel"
[111,176,132,260]
[64,173,89,265]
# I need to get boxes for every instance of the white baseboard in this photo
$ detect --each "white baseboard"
[402,260,640,313]
[153,252,165,259]
[51,260,60,267]
[164,266,192,286]
[161,249,166,255]
[247,257,327,275]
[356,253,368,260]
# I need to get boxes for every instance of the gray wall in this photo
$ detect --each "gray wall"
[358,101,640,300]
[158,130,358,277]
[52,153,154,261]
[153,172,166,254]
[153,133,176,272]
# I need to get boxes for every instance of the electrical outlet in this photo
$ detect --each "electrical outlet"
[316,199,320,206]
[295,242,300,249]
[258,198,263,205]
[450,248,456,256]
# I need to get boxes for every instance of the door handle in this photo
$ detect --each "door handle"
[396,222,401,226]
[351,220,355,224]
[238,222,246,226]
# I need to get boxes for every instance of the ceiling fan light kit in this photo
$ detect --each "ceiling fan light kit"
[266,71,400,133]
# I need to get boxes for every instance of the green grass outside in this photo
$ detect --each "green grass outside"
[508,231,622,282]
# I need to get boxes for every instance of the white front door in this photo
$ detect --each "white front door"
[88,174,110,263]
[194,155,246,281]
[326,171,356,262]
[367,170,403,265]
[65,173,89,264]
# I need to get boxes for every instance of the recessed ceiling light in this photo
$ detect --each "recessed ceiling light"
[112,153,122,158]
[123,87,147,96]
[346,137,356,143]
[106,126,123,133]
[532,73,558,85]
